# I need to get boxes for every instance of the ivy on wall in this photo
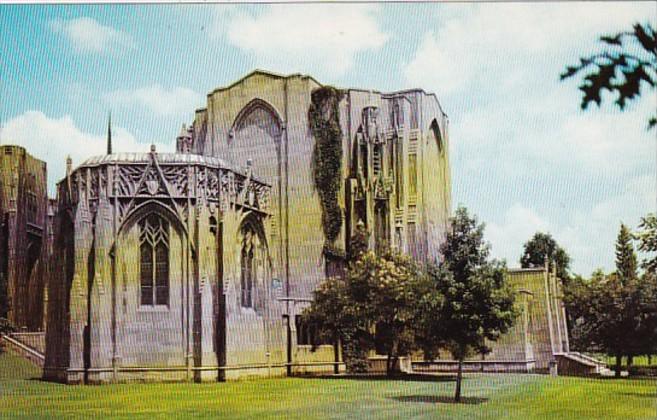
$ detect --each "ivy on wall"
[309,86,345,255]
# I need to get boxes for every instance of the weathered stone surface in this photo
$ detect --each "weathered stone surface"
[43,70,452,383]
[0,145,49,331]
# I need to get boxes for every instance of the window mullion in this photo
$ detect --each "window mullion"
[152,245,156,305]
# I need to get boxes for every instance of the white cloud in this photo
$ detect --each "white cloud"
[453,90,655,179]
[0,111,169,194]
[405,3,653,96]
[486,173,656,276]
[102,85,205,117]
[50,17,135,54]
[486,204,552,266]
[218,5,388,76]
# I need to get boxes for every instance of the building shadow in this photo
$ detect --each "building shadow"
[299,373,456,382]
[617,392,657,399]
[390,395,488,405]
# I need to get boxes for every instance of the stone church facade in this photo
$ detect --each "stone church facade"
[0,145,50,331]
[43,70,452,383]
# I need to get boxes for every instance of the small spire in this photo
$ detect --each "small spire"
[107,111,112,155]
[66,155,72,175]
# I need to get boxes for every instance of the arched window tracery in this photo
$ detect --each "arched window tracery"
[139,214,170,306]
[240,223,257,308]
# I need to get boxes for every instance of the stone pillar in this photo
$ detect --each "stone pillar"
[89,189,114,382]
[221,210,240,369]
[43,211,63,379]
[197,204,218,381]
[68,194,93,383]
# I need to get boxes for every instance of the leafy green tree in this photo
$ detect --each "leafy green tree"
[354,249,425,375]
[413,263,448,361]
[567,225,643,377]
[635,213,657,271]
[305,236,425,376]
[615,223,640,367]
[437,206,516,402]
[560,23,657,130]
[616,224,638,284]
[520,232,571,281]
[562,273,599,351]
[303,274,369,373]
[347,221,369,264]
[634,271,657,367]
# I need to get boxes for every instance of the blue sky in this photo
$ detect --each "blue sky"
[1,2,655,275]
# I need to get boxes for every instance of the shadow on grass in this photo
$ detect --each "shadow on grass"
[592,375,656,381]
[300,373,456,382]
[390,395,488,405]
[617,392,657,399]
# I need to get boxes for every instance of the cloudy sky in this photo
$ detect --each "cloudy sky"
[1,3,655,275]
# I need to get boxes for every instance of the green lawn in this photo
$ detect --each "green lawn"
[1,351,655,419]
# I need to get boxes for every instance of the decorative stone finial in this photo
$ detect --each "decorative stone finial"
[66,155,72,174]
[107,111,112,155]
[150,144,156,153]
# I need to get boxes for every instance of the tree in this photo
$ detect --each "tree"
[616,224,638,285]
[567,225,643,377]
[304,225,371,373]
[634,271,657,367]
[303,274,369,373]
[635,213,657,272]
[520,232,571,281]
[615,223,640,367]
[562,273,599,351]
[304,242,426,376]
[355,249,425,375]
[436,206,516,402]
[560,23,657,130]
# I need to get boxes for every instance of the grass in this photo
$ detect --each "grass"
[1,351,655,419]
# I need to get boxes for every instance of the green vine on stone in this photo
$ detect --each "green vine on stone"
[309,86,345,255]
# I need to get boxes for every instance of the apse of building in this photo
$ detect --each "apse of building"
[42,70,452,383]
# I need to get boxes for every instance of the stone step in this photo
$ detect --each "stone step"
[1,334,45,367]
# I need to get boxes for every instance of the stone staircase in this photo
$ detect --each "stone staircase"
[555,352,623,377]
[1,333,45,367]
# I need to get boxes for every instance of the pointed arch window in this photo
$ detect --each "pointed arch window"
[240,223,258,309]
[139,214,170,306]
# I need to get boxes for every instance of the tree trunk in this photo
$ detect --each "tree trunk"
[614,352,622,378]
[333,335,340,375]
[386,353,392,377]
[648,354,653,366]
[455,358,463,403]
[627,355,633,369]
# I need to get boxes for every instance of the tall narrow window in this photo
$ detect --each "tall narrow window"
[241,227,255,308]
[139,214,170,306]
[408,153,418,198]
[395,141,403,209]
[407,222,417,258]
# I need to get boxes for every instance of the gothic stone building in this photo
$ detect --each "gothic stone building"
[43,70,451,383]
[0,145,50,331]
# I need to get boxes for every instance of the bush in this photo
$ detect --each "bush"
[0,317,14,354]
[0,317,13,336]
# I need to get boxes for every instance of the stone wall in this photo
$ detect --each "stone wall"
[0,145,49,331]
